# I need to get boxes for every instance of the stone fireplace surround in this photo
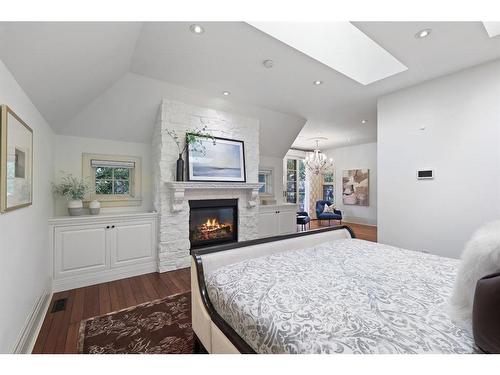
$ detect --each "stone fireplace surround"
[153,100,260,272]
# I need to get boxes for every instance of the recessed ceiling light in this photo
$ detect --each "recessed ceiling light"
[415,28,432,39]
[222,91,230,96]
[190,24,204,34]
[361,120,367,124]
[313,80,323,85]
[262,59,274,68]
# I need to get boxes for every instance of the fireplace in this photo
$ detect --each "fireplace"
[189,199,238,249]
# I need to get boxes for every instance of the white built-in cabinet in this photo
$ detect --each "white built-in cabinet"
[258,204,298,238]
[50,212,157,292]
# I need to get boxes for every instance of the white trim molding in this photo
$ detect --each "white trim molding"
[165,181,260,212]
[12,283,52,353]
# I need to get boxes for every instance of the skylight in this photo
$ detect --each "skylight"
[248,22,408,85]
[483,22,500,38]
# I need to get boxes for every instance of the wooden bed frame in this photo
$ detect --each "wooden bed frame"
[190,225,356,354]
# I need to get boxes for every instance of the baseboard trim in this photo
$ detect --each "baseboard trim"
[343,217,377,227]
[13,285,52,354]
[52,262,158,292]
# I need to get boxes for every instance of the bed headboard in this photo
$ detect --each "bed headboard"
[473,272,500,354]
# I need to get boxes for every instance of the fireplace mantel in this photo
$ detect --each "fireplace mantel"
[165,181,260,212]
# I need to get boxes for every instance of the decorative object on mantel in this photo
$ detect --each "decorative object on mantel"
[304,138,334,176]
[89,199,101,215]
[165,127,214,182]
[53,172,90,216]
[0,105,33,213]
[187,135,246,182]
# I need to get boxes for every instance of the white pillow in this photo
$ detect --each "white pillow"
[448,220,500,327]
[322,204,335,213]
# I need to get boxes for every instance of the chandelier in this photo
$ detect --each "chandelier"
[305,140,334,175]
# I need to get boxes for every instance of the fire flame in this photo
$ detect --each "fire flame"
[205,218,219,228]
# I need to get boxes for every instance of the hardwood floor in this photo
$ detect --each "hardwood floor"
[32,268,190,354]
[299,220,378,242]
[34,222,376,354]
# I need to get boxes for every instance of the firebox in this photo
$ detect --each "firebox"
[189,199,238,249]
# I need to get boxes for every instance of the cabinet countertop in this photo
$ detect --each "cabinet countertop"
[259,203,298,210]
[49,211,158,225]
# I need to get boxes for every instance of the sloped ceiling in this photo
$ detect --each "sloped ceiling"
[0,22,142,127]
[61,72,306,158]
[1,21,500,156]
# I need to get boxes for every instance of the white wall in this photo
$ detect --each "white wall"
[259,155,284,204]
[0,60,54,353]
[325,142,377,225]
[53,134,153,216]
[378,60,500,259]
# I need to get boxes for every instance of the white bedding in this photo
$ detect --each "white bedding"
[206,239,476,354]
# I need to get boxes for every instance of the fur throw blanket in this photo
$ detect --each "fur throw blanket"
[449,221,500,327]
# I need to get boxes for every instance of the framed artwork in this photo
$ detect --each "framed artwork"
[186,134,246,182]
[322,184,334,203]
[0,105,33,212]
[342,169,369,206]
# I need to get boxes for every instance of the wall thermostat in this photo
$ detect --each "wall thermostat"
[417,170,434,180]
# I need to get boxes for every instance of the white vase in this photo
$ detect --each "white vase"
[89,200,101,215]
[68,199,83,216]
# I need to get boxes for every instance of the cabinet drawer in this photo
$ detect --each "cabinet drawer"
[54,224,108,278]
[111,220,155,267]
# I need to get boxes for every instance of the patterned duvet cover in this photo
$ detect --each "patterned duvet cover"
[206,239,475,354]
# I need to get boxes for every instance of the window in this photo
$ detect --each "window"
[285,157,308,212]
[322,171,335,203]
[285,159,297,204]
[82,153,142,207]
[258,168,274,196]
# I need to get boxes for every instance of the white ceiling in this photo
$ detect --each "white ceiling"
[248,22,408,85]
[1,21,499,155]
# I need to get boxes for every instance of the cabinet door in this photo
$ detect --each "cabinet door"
[54,224,108,278]
[278,210,296,235]
[111,220,154,268]
[258,211,279,238]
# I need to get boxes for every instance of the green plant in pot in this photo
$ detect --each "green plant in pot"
[53,173,90,216]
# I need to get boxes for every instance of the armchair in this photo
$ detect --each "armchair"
[315,200,342,226]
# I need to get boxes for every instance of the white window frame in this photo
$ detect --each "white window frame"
[258,167,274,197]
[82,153,142,208]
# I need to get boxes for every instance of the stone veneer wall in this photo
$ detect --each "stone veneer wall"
[152,99,260,272]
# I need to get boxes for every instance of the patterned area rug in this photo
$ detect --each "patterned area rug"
[77,292,193,354]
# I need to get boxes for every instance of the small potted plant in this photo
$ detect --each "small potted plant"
[53,173,90,216]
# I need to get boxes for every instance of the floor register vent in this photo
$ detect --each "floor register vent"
[51,298,67,313]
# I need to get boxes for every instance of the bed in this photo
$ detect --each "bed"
[191,226,476,354]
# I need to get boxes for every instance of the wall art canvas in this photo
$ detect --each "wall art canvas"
[186,135,246,182]
[0,105,33,212]
[342,169,369,206]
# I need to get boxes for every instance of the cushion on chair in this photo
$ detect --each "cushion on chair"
[322,204,336,213]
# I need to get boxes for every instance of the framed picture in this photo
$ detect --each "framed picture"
[323,184,334,203]
[186,134,246,182]
[342,169,369,206]
[0,105,33,212]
